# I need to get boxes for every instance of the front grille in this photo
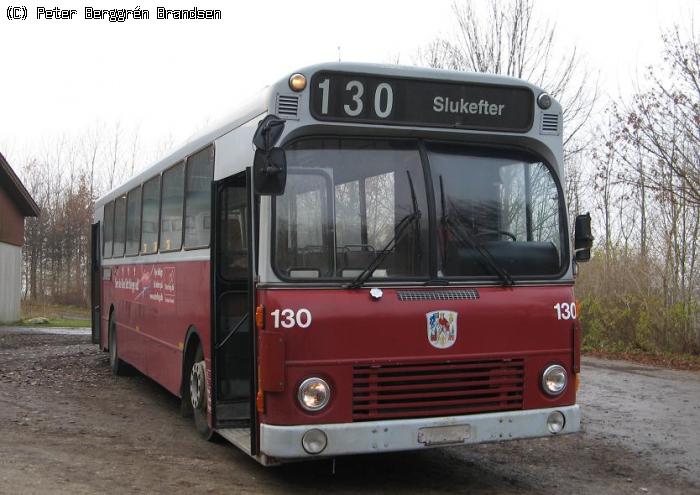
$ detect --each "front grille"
[352,358,524,421]
[397,289,479,301]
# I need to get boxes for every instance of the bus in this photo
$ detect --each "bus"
[90,62,593,465]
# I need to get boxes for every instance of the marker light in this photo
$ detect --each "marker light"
[302,429,328,454]
[537,92,552,110]
[298,377,330,411]
[289,73,307,92]
[255,304,265,330]
[542,364,568,395]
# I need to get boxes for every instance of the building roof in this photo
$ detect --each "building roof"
[0,152,40,217]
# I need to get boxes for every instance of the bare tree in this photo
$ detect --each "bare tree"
[416,0,597,160]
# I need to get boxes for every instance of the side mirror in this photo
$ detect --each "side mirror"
[574,213,594,262]
[254,147,287,196]
[252,115,287,196]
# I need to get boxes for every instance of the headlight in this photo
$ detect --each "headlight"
[302,428,328,454]
[546,411,566,433]
[541,364,567,395]
[298,377,331,411]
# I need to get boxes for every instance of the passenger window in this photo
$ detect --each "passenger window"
[113,195,127,257]
[219,183,248,280]
[141,176,161,254]
[125,186,142,256]
[160,162,185,251]
[103,201,114,258]
[184,146,214,248]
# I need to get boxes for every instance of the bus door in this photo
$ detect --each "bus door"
[90,222,101,345]
[211,170,256,437]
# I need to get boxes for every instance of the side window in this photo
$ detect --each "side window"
[219,180,248,280]
[141,176,161,254]
[113,195,127,257]
[160,162,185,252]
[125,186,142,256]
[184,146,214,248]
[275,172,331,277]
[103,201,114,258]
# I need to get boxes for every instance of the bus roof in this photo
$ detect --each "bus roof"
[95,62,554,208]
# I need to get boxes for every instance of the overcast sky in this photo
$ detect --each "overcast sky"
[0,0,697,166]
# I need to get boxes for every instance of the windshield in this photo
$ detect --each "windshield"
[429,145,565,277]
[273,139,429,280]
[272,139,566,282]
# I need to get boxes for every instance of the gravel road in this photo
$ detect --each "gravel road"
[0,327,698,494]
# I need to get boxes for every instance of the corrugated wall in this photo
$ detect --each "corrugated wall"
[0,183,25,246]
[0,242,22,323]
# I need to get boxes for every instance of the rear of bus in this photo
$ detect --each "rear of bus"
[248,64,584,460]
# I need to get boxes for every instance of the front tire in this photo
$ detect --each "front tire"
[108,315,128,376]
[187,344,214,440]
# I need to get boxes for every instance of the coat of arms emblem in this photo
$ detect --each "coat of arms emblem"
[426,310,458,349]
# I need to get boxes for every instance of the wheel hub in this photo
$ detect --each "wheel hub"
[190,361,206,410]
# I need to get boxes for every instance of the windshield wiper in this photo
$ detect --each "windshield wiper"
[347,171,421,289]
[438,175,515,287]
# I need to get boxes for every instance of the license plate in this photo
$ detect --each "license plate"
[418,425,471,446]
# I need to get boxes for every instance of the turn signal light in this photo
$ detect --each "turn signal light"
[256,390,265,413]
[256,304,265,330]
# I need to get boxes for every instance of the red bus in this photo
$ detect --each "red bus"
[90,63,593,465]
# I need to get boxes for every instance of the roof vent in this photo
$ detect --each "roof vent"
[540,113,560,135]
[276,94,300,119]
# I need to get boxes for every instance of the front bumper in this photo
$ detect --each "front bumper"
[260,404,580,459]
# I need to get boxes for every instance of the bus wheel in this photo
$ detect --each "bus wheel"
[189,344,214,441]
[108,314,128,376]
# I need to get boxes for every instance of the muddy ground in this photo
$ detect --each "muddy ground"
[0,328,698,495]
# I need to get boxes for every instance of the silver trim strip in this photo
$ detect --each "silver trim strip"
[102,249,210,266]
[260,405,580,459]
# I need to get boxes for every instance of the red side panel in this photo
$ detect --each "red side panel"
[101,260,211,396]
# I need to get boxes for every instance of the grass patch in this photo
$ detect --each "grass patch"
[583,347,700,371]
[21,301,89,319]
[17,318,91,328]
[17,301,91,328]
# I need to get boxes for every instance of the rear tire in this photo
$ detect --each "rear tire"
[108,314,128,376]
[187,344,214,441]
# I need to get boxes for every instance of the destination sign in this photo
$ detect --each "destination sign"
[310,71,534,133]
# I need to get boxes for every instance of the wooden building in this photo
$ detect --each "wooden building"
[0,153,39,323]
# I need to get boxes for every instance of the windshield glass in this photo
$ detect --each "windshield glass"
[429,145,565,277]
[272,140,566,282]
[273,139,429,280]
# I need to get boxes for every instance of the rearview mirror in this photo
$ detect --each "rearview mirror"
[574,213,594,262]
[253,147,287,196]
[252,115,287,196]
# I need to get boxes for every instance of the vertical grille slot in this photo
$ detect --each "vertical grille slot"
[352,358,524,421]
[276,94,299,119]
[540,113,560,135]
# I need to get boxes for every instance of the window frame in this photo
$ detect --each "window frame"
[103,200,114,259]
[158,161,186,253]
[112,195,128,258]
[125,185,142,257]
[271,137,431,284]
[140,174,162,255]
[425,141,570,282]
[270,136,570,285]
[183,144,215,251]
